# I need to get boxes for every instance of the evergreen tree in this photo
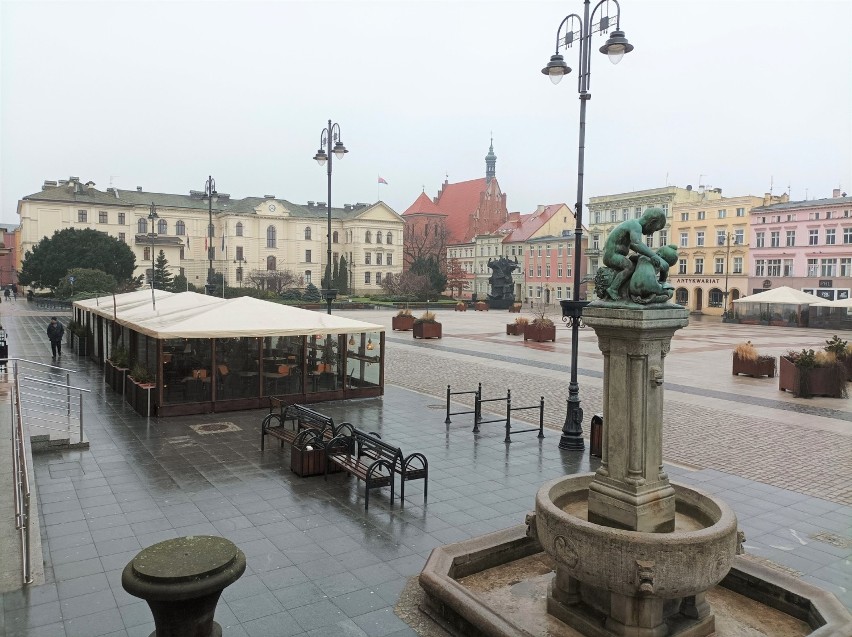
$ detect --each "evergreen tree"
[171,273,188,292]
[332,259,339,289]
[322,262,332,290]
[154,250,174,290]
[411,256,447,296]
[303,282,322,302]
[335,256,349,295]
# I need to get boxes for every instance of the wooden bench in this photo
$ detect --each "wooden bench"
[260,400,336,451]
[325,429,427,510]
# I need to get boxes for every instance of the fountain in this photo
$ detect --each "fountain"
[419,210,852,637]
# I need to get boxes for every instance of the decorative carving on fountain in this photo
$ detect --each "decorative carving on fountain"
[737,530,746,555]
[554,535,579,569]
[636,560,655,594]
[524,512,537,540]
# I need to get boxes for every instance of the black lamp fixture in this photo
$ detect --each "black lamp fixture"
[542,0,633,451]
[313,119,348,315]
[201,176,218,295]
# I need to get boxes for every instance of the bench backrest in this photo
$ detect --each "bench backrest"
[355,430,402,469]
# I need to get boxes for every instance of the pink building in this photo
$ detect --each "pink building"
[524,234,588,306]
[749,189,851,301]
[0,225,18,288]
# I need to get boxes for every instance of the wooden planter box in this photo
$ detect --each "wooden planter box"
[106,361,129,391]
[290,447,342,477]
[455,304,467,312]
[732,354,776,378]
[779,356,846,398]
[475,302,489,312]
[126,377,156,415]
[506,323,527,336]
[413,322,442,339]
[392,315,415,331]
[524,324,556,342]
[845,357,852,382]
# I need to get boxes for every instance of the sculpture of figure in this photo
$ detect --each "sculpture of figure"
[628,244,679,305]
[600,208,669,302]
[486,256,519,306]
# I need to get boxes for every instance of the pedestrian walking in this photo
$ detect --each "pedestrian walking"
[3,288,10,302]
[0,324,8,371]
[47,316,64,359]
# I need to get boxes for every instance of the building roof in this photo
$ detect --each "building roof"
[22,178,381,221]
[434,177,488,244]
[402,191,444,216]
[751,196,852,213]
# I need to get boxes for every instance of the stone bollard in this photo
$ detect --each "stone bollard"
[122,535,246,637]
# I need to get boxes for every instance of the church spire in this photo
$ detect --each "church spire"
[485,135,496,184]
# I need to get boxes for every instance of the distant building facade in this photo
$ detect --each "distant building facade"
[748,189,852,301]
[669,193,787,314]
[17,177,403,295]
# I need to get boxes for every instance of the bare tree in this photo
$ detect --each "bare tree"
[445,257,468,299]
[403,219,449,271]
[245,269,303,294]
[381,271,432,300]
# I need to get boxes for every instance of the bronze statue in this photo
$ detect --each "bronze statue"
[594,208,678,305]
[486,256,519,308]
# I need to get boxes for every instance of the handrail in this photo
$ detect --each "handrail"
[22,377,91,393]
[11,363,33,584]
[6,357,77,373]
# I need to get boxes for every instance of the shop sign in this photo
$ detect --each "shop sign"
[671,278,720,285]
[819,280,833,288]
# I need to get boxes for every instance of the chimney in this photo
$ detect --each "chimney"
[85,181,95,190]
[264,195,275,199]
[307,201,315,207]
[833,188,841,198]
[137,186,142,192]
[344,204,352,211]
[318,202,327,208]
[42,180,58,190]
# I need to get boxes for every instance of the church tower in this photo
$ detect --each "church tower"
[485,137,497,184]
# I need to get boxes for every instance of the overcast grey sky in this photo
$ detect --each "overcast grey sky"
[2,0,850,225]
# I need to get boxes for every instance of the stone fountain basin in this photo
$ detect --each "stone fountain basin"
[535,473,738,598]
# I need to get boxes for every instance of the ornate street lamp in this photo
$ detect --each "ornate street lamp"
[313,120,348,315]
[201,176,218,295]
[233,255,247,288]
[542,0,633,451]
[148,202,158,309]
[722,231,733,321]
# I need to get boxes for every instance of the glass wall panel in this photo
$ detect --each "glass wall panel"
[345,331,381,389]
[307,334,341,393]
[179,338,212,401]
[215,337,260,399]
[262,336,303,396]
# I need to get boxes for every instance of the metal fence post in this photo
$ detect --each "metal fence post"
[538,396,545,439]
[79,394,84,443]
[504,389,512,443]
[472,390,481,434]
[66,372,71,417]
[445,385,452,424]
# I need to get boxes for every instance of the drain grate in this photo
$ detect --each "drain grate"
[190,422,241,435]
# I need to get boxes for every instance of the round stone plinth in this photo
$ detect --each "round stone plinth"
[122,536,246,637]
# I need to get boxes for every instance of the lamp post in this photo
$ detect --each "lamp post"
[201,176,218,295]
[148,202,159,309]
[233,255,246,288]
[313,120,348,315]
[542,0,633,450]
[722,231,732,321]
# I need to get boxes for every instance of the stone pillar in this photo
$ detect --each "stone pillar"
[583,305,688,533]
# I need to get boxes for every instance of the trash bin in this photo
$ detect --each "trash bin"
[590,413,603,458]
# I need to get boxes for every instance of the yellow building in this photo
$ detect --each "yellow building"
[670,193,788,314]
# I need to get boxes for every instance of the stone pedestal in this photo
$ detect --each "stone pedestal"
[122,536,246,637]
[582,304,688,533]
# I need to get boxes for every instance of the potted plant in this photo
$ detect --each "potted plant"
[475,300,489,312]
[392,307,415,331]
[509,302,522,313]
[413,310,442,339]
[107,344,130,391]
[507,316,529,336]
[129,363,157,415]
[824,335,852,381]
[779,348,847,399]
[455,301,467,312]
[524,308,556,342]
[732,341,776,378]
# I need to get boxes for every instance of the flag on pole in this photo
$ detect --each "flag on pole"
[378,176,388,185]
[186,235,190,249]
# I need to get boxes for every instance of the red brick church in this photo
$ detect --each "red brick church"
[402,140,509,269]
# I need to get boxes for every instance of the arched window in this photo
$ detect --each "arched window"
[424,224,429,237]
[143,247,150,260]
[175,220,185,236]
[386,231,392,244]
[376,232,382,244]
[137,218,147,234]
[434,225,438,237]
[267,225,276,248]
[365,231,372,243]
[332,231,339,243]
[304,227,311,240]
[235,222,243,237]
[267,255,276,271]
[157,219,167,234]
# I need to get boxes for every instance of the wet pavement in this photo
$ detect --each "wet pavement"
[0,306,850,636]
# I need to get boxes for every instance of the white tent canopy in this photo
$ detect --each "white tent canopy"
[75,289,175,319]
[732,286,824,305]
[76,292,385,339]
[809,297,852,308]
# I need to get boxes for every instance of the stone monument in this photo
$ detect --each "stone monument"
[486,256,519,309]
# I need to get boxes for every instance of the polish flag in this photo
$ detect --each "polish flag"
[378,176,388,185]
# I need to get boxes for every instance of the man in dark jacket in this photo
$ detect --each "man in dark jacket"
[47,317,64,359]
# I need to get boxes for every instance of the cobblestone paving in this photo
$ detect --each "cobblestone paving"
[385,337,852,506]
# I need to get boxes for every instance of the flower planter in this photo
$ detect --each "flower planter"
[524,324,556,342]
[506,323,526,336]
[474,302,489,312]
[106,361,129,392]
[779,356,846,398]
[392,315,415,331]
[846,357,852,382]
[413,322,442,339]
[455,304,467,312]
[732,354,776,378]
